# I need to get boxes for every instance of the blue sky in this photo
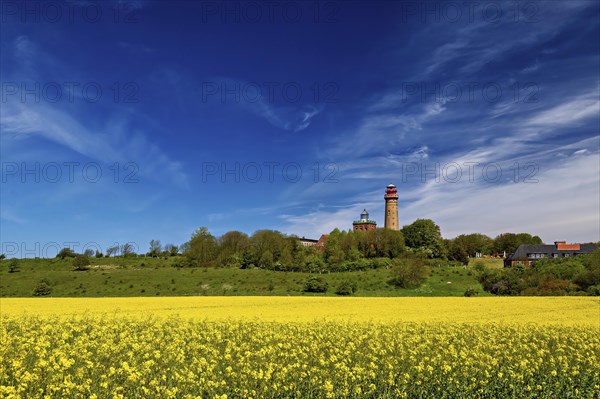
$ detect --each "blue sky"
[1,0,599,257]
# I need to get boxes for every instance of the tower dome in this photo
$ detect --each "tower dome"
[360,209,369,221]
[353,209,377,231]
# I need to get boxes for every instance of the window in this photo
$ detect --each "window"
[528,253,546,259]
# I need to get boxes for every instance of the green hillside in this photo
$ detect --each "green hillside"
[0,256,488,297]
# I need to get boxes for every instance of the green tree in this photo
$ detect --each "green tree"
[370,228,405,258]
[452,233,494,257]
[73,255,90,271]
[401,219,446,258]
[57,247,76,259]
[83,249,95,257]
[217,231,249,267]
[8,259,19,273]
[335,280,358,296]
[277,247,293,270]
[390,255,430,288]
[259,250,274,269]
[120,243,135,257]
[33,279,52,296]
[164,244,179,256]
[185,227,217,267]
[303,276,328,293]
[248,230,289,267]
[324,229,346,266]
[493,233,542,254]
[149,240,162,257]
[583,247,600,271]
[106,246,119,257]
[446,239,469,265]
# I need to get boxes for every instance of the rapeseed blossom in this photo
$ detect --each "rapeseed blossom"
[1,297,598,398]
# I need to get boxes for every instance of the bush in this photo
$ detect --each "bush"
[587,284,600,296]
[389,256,430,288]
[173,257,196,268]
[490,280,511,295]
[531,277,575,296]
[73,255,90,271]
[371,257,392,269]
[335,280,358,296]
[57,247,76,259]
[473,261,486,273]
[33,279,52,296]
[8,259,19,273]
[574,269,600,290]
[464,287,478,297]
[303,276,328,293]
[533,258,585,280]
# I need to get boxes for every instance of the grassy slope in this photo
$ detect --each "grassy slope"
[468,257,504,269]
[0,256,490,297]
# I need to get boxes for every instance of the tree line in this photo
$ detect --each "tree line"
[33,218,570,273]
[173,219,549,272]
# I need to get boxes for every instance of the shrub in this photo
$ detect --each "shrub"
[8,259,19,273]
[57,247,76,259]
[371,257,392,269]
[573,269,600,290]
[490,280,511,295]
[33,279,52,296]
[335,280,358,296]
[73,255,90,271]
[303,277,328,293]
[389,256,429,288]
[587,284,600,296]
[464,287,478,297]
[473,261,486,273]
[534,277,575,296]
[533,258,585,280]
[173,257,195,268]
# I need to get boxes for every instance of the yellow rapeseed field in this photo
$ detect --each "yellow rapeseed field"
[1,296,599,324]
[1,297,599,398]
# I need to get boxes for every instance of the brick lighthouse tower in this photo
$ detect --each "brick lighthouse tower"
[384,183,399,230]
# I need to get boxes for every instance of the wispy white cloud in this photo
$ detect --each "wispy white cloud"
[402,152,600,242]
[525,91,599,127]
[522,59,540,74]
[204,78,324,132]
[14,35,36,59]
[253,101,323,132]
[0,208,28,224]
[329,100,446,159]
[1,100,189,188]
[1,36,189,188]
[417,1,595,78]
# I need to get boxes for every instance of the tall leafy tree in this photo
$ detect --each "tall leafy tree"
[452,233,494,257]
[186,227,217,266]
[149,240,162,257]
[493,233,543,254]
[401,219,446,258]
[324,228,345,265]
[106,246,119,257]
[217,231,249,267]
